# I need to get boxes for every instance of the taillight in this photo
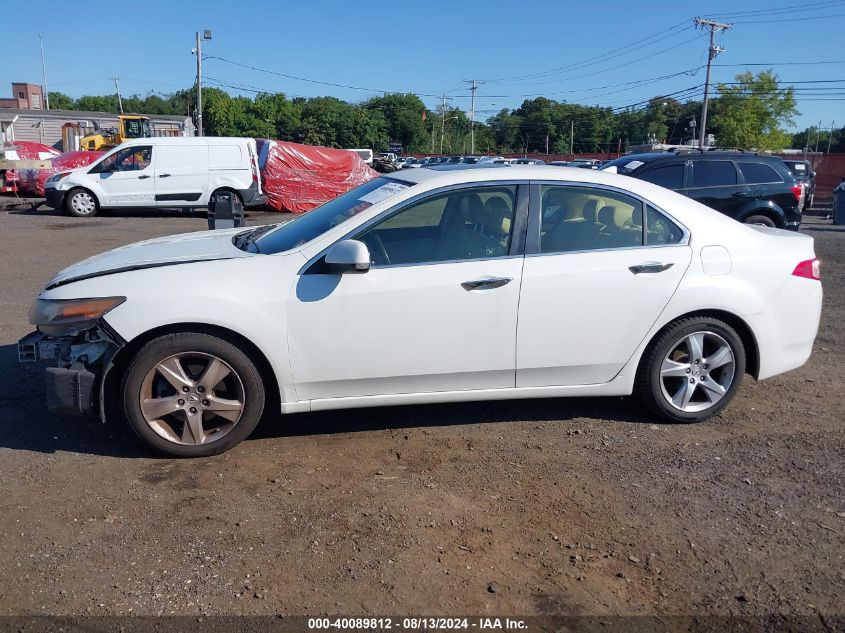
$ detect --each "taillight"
[791,184,802,201]
[792,258,820,281]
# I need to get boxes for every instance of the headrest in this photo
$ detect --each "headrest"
[598,205,618,227]
[582,199,599,222]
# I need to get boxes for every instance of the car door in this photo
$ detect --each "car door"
[516,183,692,387]
[92,145,155,207]
[154,143,209,206]
[287,183,528,401]
[683,159,749,218]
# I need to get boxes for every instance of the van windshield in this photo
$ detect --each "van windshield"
[243,177,413,254]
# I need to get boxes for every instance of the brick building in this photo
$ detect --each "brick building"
[0,83,45,110]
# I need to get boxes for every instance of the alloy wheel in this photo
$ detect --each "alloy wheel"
[659,331,736,413]
[139,352,245,445]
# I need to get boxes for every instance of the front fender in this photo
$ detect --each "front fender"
[39,254,306,406]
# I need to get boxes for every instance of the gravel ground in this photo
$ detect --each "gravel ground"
[0,200,842,619]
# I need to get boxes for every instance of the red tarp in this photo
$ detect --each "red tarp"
[259,140,379,213]
[1,142,61,189]
[18,150,105,197]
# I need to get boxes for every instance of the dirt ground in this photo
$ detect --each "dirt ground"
[0,199,842,620]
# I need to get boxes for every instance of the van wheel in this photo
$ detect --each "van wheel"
[66,189,98,217]
[208,189,243,212]
[744,214,776,228]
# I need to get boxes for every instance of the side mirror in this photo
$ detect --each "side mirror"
[324,239,371,273]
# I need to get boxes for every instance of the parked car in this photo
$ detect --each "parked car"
[570,159,602,169]
[43,137,265,218]
[549,160,571,167]
[783,159,816,209]
[601,151,803,230]
[401,158,426,169]
[394,157,414,169]
[511,158,546,165]
[374,152,398,173]
[20,166,821,456]
[348,148,374,166]
[477,156,505,164]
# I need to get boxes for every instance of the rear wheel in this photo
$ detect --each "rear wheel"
[635,317,745,423]
[66,189,98,217]
[122,332,265,457]
[743,214,776,228]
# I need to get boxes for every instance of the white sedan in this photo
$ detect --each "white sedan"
[20,166,822,457]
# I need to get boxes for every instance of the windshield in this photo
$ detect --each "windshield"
[250,177,413,254]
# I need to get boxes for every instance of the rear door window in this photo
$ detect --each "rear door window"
[639,164,684,189]
[738,162,783,184]
[690,160,737,187]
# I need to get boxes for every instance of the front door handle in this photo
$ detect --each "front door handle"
[629,262,674,275]
[461,277,512,291]
[159,173,171,178]
[138,174,150,179]
[731,191,746,197]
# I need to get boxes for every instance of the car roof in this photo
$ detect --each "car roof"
[120,136,253,146]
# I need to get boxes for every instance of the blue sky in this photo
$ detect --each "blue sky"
[4,0,844,131]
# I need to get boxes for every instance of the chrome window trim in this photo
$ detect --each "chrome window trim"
[526,180,690,257]
[298,180,530,275]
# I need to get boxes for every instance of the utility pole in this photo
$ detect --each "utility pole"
[827,120,835,154]
[814,119,822,153]
[111,77,124,114]
[439,94,452,155]
[194,30,211,136]
[39,34,49,110]
[463,79,484,154]
[570,120,574,156]
[694,17,732,148]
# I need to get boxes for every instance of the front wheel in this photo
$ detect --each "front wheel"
[122,332,266,457]
[66,189,99,217]
[635,317,746,423]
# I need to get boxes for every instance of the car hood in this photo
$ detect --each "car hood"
[46,227,254,289]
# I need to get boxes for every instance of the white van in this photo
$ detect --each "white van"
[45,137,265,217]
[347,148,373,166]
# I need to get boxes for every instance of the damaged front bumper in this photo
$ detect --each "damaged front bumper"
[18,323,123,417]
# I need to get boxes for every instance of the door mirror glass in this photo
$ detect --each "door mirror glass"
[324,239,371,273]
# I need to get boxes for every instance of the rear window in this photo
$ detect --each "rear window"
[690,160,737,187]
[639,164,684,189]
[738,162,783,184]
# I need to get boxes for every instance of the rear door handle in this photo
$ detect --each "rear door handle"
[461,277,512,290]
[731,191,746,197]
[629,262,674,275]
[159,173,171,178]
[138,174,150,179]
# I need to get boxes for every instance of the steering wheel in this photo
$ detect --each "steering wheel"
[364,232,391,266]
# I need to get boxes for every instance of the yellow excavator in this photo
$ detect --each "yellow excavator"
[79,115,153,151]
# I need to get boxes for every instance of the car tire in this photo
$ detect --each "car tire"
[635,316,745,423]
[743,214,776,228]
[65,188,99,217]
[121,332,266,457]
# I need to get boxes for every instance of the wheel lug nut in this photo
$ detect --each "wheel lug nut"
[178,399,185,406]
[189,407,197,414]
[202,399,209,406]
[694,359,700,365]
[197,386,205,393]
[689,378,695,384]
[703,364,709,370]
[182,386,190,393]
[685,368,691,374]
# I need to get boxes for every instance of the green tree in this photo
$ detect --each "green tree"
[76,94,120,113]
[710,70,798,150]
[47,92,75,110]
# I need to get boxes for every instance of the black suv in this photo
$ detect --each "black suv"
[602,151,803,230]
